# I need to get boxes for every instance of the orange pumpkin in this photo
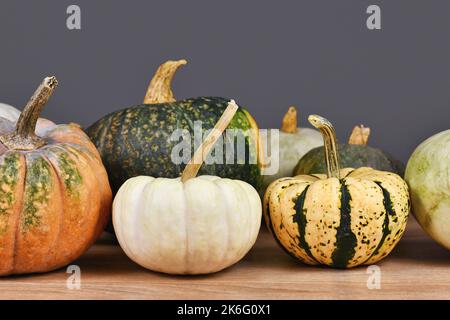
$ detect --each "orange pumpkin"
[0,77,112,275]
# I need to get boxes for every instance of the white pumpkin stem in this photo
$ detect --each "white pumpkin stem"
[280,106,298,133]
[308,115,341,179]
[0,76,58,150]
[348,125,370,145]
[143,59,187,104]
[181,100,239,182]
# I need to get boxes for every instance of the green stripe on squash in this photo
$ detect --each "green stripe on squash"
[331,182,357,268]
[365,182,394,261]
[293,185,318,263]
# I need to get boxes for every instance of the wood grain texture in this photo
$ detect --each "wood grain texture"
[0,218,449,300]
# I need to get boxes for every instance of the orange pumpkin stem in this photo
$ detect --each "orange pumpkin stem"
[143,59,187,104]
[0,76,58,150]
[181,100,238,182]
[280,106,298,133]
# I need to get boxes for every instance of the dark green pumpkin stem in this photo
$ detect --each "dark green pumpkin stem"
[308,115,340,179]
[0,76,58,150]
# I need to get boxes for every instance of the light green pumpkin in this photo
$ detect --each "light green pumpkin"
[405,129,450,249]
[263,106,322,188]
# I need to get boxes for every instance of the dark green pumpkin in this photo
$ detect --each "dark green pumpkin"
[293,125,404,176]
[86,60,263,196]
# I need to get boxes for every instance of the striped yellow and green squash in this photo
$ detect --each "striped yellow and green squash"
[87,60,263,195]
[264,115,410,268]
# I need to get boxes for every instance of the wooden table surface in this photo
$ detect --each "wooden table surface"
[0,218,449,300]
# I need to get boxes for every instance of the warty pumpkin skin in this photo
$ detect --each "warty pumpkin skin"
[293,125,405,177]
[86,60,263,195]
[88,97,260,193]
[264,116,410,268]
[0,77,112,276]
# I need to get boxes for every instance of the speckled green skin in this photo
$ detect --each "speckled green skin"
[86,97,262,195]
[48,146,83,198]
[22,155,52,229]
[293,144,405,176]
[0,153,20,234]
[264,168,410,268]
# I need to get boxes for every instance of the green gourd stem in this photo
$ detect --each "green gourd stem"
[0,76,58,151]
[308,115,340,179]
[181,100,239,182]
[143,59,187,104]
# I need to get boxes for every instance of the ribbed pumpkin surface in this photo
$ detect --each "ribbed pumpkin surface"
[0,125,112,275]
[0,77,112,275]
[264,167,410,268]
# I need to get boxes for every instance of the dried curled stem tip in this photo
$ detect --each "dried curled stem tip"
[308,114,333,131]
[143,59,187,104]
[348,125,370,145]
[308,114,340,179]
[181,100,239,182]
[280,106,298,133]
[46,76,58,89]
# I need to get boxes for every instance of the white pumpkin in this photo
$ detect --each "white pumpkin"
[113,100,262,275]
[113,175,261,274]
[263,106,323,187]
[405,130,450,249]
[0,102,55,133]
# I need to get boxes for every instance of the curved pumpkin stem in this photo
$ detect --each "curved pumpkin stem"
[181,100,238,182]
[280,106,298,133]
[348,124,370,145]
[143,59,187,104]
[308,115,340,179]
[0,76,58,150]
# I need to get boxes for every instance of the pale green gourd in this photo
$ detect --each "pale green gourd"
[263,106,322,188]
[405,129,450,250]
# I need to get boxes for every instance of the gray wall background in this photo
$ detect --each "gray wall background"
[0,0,449,162]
